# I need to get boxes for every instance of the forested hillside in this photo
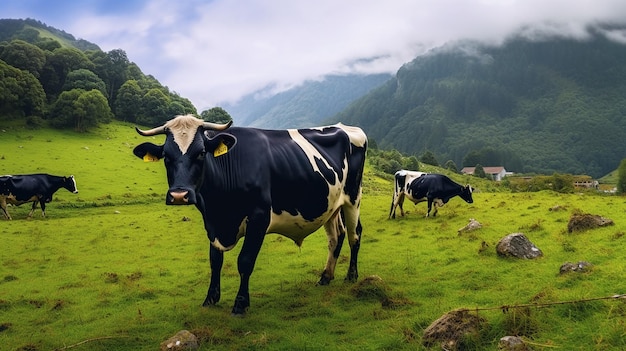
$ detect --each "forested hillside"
[0,18,197,131]
[332,25,626,178]
[224,73,391,128]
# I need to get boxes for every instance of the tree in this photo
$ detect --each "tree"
[41,47,94,100]
[402,155,420,171]
[201,107,232,124]
[0,39,46,78]
[617,159,626,194]
[138,88,170,126]
[48,89,111,131]
[474,164,486,178]
[62,69,107,97]
[444,160,458,172]
[0,60,45,118]
[114,79,143,122]
[74,89,112,131]
[420,150,439,166]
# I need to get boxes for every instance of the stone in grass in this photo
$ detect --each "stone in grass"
[422,309,486,350]
[458,218,482,234]
[559,261,593,275]
[160,330,199,351]
[498,335,532,350]
[496,233,543,259]
[567,213,614,233]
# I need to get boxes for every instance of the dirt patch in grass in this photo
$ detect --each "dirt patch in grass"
[350,275,412,309]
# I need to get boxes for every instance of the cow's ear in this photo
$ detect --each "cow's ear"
[133,143,164,162]
[205,133,237,158]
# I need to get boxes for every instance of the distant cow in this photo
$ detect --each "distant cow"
[389,169,427,219]
[389,173,473,218]
[133,114,367,315]
[0,174,78,220]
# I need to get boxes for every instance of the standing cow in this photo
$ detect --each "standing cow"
[0,174,78,220]
[389,173,473,218]
[133,114,367,315]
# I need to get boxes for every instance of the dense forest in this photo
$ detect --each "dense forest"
[332,25,626,178]
[0,18,231,132]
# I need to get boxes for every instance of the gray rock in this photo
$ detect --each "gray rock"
[559,261,593,274]
[160,330,199,351]
[496,233,543,259]
[498,335,531,350]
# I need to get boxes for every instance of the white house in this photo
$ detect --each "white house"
[461,166,509,181]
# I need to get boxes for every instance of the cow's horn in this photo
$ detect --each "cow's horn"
[135,125,167,136]
[202,120,233,131]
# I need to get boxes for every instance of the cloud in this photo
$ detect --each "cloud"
[4,0,626,109]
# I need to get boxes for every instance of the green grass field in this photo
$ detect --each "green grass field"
[1,121,625,350]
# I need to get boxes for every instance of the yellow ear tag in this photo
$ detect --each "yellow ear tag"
[143,152,159,162]
[214,141,228,157]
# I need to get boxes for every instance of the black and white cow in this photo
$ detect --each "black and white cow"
[389,172,473,218]
[0,174,78,220]
[389,169,427,219]
[133,114,367,315]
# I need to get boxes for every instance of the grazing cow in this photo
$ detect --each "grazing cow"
[0,174,78,220]
[389,173,473,218]
[389,169,427,219]
[133,114,367,315]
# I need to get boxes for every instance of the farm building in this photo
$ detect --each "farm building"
[461,166,510,181]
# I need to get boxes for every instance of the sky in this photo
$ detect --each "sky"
[2,0,626,110]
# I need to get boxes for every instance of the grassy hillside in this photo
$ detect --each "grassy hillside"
[1,121,625,350]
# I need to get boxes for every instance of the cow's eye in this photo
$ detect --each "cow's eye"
[197,151,206,160]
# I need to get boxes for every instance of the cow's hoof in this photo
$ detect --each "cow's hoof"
[318,272,333,286]
[230,296,249,316]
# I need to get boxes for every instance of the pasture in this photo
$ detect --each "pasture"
[1,121,625,350]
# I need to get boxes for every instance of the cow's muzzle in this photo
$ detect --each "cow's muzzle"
[167,190,193,205]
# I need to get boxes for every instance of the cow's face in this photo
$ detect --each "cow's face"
[460,185,474,204]
[134,130,205,205]
[64,175,79,194]
[133,115,232,206]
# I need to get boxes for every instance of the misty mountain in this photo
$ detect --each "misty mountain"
[330,26,626,178]
[222,73,391,129]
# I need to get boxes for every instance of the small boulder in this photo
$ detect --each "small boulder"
[496,233,543,259]
[559,261,593,275]
[160,330,199,351]
[458,218,482,234]
[567,213,614,233]
[498,335,531,350]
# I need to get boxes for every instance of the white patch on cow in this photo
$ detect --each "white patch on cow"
[164,115,205,154]
[70,176,78,193]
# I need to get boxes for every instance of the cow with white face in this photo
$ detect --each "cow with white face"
[133,114,367,315]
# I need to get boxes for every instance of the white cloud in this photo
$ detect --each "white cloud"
[4,0,626,109]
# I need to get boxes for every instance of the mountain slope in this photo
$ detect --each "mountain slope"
[223,73,391,129]
[331,27,626,178]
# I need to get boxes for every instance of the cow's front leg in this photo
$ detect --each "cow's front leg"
[232,215,267,316]
[426,199,433,217]
[203,244,223,306]
[27,200,38,218]
[0,201,11,220]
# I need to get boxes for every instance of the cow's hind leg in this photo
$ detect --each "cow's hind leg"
[342,205,362,282]
[346,218,362,282]
[203,245,223,307]
[319,211,342,285]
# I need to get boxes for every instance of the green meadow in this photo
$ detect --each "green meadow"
[1,121,625,350]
